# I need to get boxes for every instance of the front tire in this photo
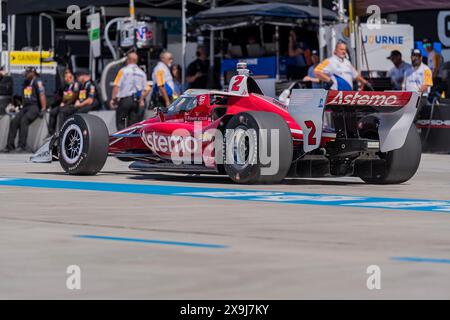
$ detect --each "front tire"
[361,125,421,184]
[59,114,109,175]
[223,111,293,184]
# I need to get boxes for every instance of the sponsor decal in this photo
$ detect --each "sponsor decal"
[142,131,200,155]
[326,91,410,107]
[416,119,450,129]
[363,35,404,45]
[184,115,210,122]
[197,94,208,106]
[139,122,280,173]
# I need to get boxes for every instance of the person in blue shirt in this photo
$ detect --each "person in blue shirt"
[303,50,321,88]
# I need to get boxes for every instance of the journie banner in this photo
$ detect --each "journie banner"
[359,23,414,71]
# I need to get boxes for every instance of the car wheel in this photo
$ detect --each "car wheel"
[59,114,109,175]
[361,125,421,184]
[223,111,293,184]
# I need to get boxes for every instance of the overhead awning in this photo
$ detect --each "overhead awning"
[191,2,338,30]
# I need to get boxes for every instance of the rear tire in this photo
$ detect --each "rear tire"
[223,111,293,184]
[59,114,109,175]
[361,125,421,184]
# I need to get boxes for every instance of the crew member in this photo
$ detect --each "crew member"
[314,41,372,91]
[111,52,150,131]
[1,67,46,153]
[48,69,80,135]
[423,38,444,80]
[303,50,321,88]
[403,49,433,94]
[187,46,209,89]
[387,50,411,90]
[423,38,445,95]
[151,51,176,109]
[58,71,99,125]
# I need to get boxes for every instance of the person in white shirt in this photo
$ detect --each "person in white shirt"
[111,52,150,130]
[403,49,433,94]
[151,51,176,109]
[387,50,411,90]
[314,41,372,91]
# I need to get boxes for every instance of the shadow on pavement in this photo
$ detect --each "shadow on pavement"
[26,171,364,186]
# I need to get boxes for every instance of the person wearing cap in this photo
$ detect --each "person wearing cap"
[303,50,321,89]
[1,67,47,153]
[402,49,433,94]
[58,71,99,126]
[422,38,444,79]
[48,69,80,135]
[110,52,150,131]
[387,50,411,90]
[314,41,372,91]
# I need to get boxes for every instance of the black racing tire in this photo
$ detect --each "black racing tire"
[223,111,293,184]
[361,125,422,184]
[58,114,109,175]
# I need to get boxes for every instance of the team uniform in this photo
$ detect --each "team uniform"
[48,81,80,135]
[59,79,98,126]
[388,61,411,91]
[113,64,148,130]
[6,77,45,150]
[426,50,444,78]
[151,61,176,108]
[403,63,433,94]
[314,55,358,90]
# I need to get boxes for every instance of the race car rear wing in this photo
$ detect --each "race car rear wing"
[288,89,421,153]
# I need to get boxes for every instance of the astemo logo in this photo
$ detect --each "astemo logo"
[328,91,399,106]
[140,121,280,176]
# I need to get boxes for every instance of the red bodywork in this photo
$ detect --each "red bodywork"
[108,91,330,166]
[108,89,414,169]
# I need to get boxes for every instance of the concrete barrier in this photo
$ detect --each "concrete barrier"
[88,110,117,134]
[0,114,49,152]
[27,114,49,152]
[0,115,10,150]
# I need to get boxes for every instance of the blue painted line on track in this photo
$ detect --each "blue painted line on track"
[1,177,450,214]
[391,257,450,265]
[75,235,227,249]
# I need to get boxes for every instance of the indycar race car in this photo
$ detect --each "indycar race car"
[32,63,422,184]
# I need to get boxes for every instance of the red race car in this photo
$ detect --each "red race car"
[32,64,422,184]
